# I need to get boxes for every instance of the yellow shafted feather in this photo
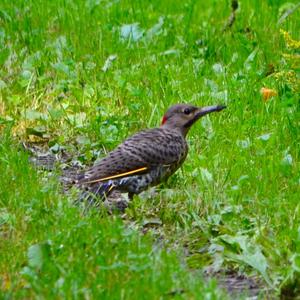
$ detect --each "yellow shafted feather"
[83,167,148,184]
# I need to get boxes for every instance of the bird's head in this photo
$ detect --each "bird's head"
[161,104,226,136]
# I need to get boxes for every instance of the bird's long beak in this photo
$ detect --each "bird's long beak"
[195,105,226,119]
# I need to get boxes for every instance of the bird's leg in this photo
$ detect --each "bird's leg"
[128,192,135,200]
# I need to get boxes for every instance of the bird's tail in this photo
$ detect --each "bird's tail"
[75,181,115,208]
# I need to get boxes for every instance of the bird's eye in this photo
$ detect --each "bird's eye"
[183,108,191,115]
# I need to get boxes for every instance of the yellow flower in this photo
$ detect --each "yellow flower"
[280,29,300,49]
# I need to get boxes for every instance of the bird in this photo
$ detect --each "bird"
[76,103,226,209]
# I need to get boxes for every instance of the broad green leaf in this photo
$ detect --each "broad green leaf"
[22,109,48,121]
[257,133,272,141]
[120,23,144,42]
[26,126,47,137]
[219,235,272,286]
[146,17,164,40]
[102,54,117,72]
[27,242,51,269]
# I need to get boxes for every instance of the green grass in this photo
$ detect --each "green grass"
[0,131,226,299]
[0,0,299,298]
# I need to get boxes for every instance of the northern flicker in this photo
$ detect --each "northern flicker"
[76,104,226,208]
